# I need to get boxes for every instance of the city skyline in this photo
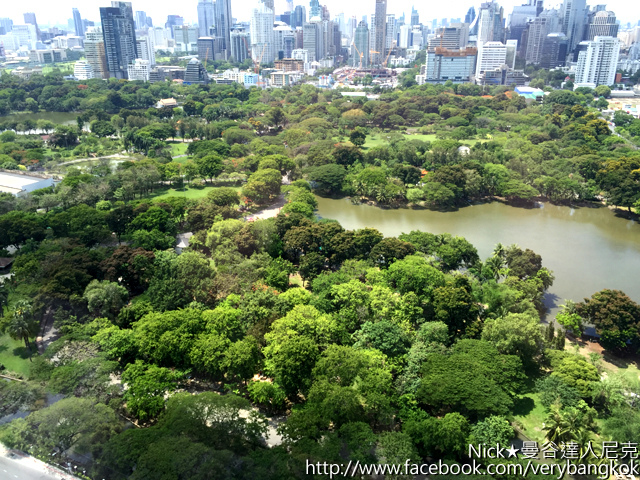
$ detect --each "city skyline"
[2,0,638,27]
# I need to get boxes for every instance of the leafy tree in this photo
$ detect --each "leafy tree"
[370,238,416,268]
[576,289,640,354]
[536,375,582,410]
[353,320,410,357]
[3,300,36,354]
[195,154,224,183]
[121,361,183,422]
[308,164,347,194]
[206,187,240,206]
[481,312,544,366]
[349,127,367,147]
[468,415,514,447]
[83,279,129,319]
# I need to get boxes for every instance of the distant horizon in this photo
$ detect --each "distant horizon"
[2,0,639,30]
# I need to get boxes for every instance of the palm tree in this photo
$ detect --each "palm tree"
[543,404,569,443]
[7,301,35,360]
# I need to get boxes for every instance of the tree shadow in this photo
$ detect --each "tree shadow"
[0,344,8,355]
[12,346,32,360]
[512,396,535,416]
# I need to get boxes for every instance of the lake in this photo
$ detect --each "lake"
[1,111,79,126]
[315,197,640,319]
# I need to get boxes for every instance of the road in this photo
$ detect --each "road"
[0,446,78,480]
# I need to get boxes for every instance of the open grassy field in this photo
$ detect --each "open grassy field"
[168,141,189,157]
[150,185,241,202]
[513,392,547,442]
[0,333,33,378]
[363,133,490,149]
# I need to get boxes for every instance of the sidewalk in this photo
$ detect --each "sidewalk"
[0,443,82,480]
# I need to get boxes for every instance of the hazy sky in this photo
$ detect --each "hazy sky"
[3,0,639,28]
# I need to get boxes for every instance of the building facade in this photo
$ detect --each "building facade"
[373,0,387,65]
[127,58,150,81]
[575,36,620,86]
[85,27,109,79]
[251,3,276,64]
[100,1,137,79]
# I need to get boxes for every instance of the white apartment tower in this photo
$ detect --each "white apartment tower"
[475,41,507,78]
[251,2,276,64]
[575,36,620,86]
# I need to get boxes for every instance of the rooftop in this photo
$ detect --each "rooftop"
[0,170,52,192]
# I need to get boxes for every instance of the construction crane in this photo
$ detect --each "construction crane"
[203,47,210,69]
[351,40,364,69]
[253,43,267,74]
[382,41,396,68]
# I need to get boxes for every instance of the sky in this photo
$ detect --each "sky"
[2,0,639,29]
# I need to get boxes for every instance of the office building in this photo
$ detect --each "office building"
[508,2,537,44]
[197,0,215,38]
[303,20,323,62]
[72,8,84,37]
[215,0,232,53]
[386,14,396,49]
[561,0,587,53]
[12,24,38,47]
[476,41,507,78]
[428,24,470,51]
[100,2,137,79]
[373,0,387,65]
[310,0,322,19]
[29,49,67,64]
[23,13,41,40]
[136,35,155,66]
[540,33,568,68]
[584,10,618,40]
[275,58,305,71]
[476,1,504,44]
[352,20,370,67]
[422,47,477,83]
[480,66,527,85]
[74,60,94,80]
[292,6,306,29]
[525,13,559,64]
[275,24,295,59]
[173,25,198,53]
[230,29,251,63]
[184,58,209,84]
[134,11,148,30]
[166,15,184,37]
[127,58,150,81]
[198,36,223,62]
[575,36,620,87]
[0,18,13,35]
[411,7,420,26]
[251,2,276,64]
[399,25,411,48]
[85,27,109,79]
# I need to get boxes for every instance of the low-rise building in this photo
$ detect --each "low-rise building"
[0,170,55,196]
[74,60,94,79]
[127,59,150,81]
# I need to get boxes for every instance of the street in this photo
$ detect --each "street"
[0,446,77,480]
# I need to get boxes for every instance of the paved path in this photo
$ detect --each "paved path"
[56,153,130,167]
[0,444,80,480]
[244,194,287,221]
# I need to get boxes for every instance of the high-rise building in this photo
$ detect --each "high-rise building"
[85,26,109,79]
[184,58,209,84]
[303,20,323,61]
[421,47,477,83]
[136,35,156,66]
[508,2,537,43]
[386,14,396,49]
[198,37,221,62]
[309,0,321,19]
[74,60,94,80]
[0,18,13,35]
[23,13,41,40]
[428,24,469,51]
[465,7,476,25]
[525,10,560,64]
[476,1,505,44]
[166,15,184,37]
[411,7,420,27]
[72,8,84,37]
[352,20,370,67]
[540,32,568,68]
[134,11,148,30]
[575,36,620,86]
[561,0,587,53]
[127,58,150,81]
[399,25,411,48]
[230,29,251,63]
[475,41,508,78]
[173,25,198,52]
[100,1,137,79]
[262,0,275,11]
[292,6,307,28]
[12,24,38,47]
[215,0,233,54]
[197,0,215,38]
[251,2,276,64]
[373,0,387,65]
[584,10,618,40]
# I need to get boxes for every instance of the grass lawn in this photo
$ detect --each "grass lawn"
[150,185,241,202]
[363,132,490,149]
[168,141,189,157]
[513,392,547,442]
[0,333,34,378]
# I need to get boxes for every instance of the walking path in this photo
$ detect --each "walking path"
[0,443,81,480]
